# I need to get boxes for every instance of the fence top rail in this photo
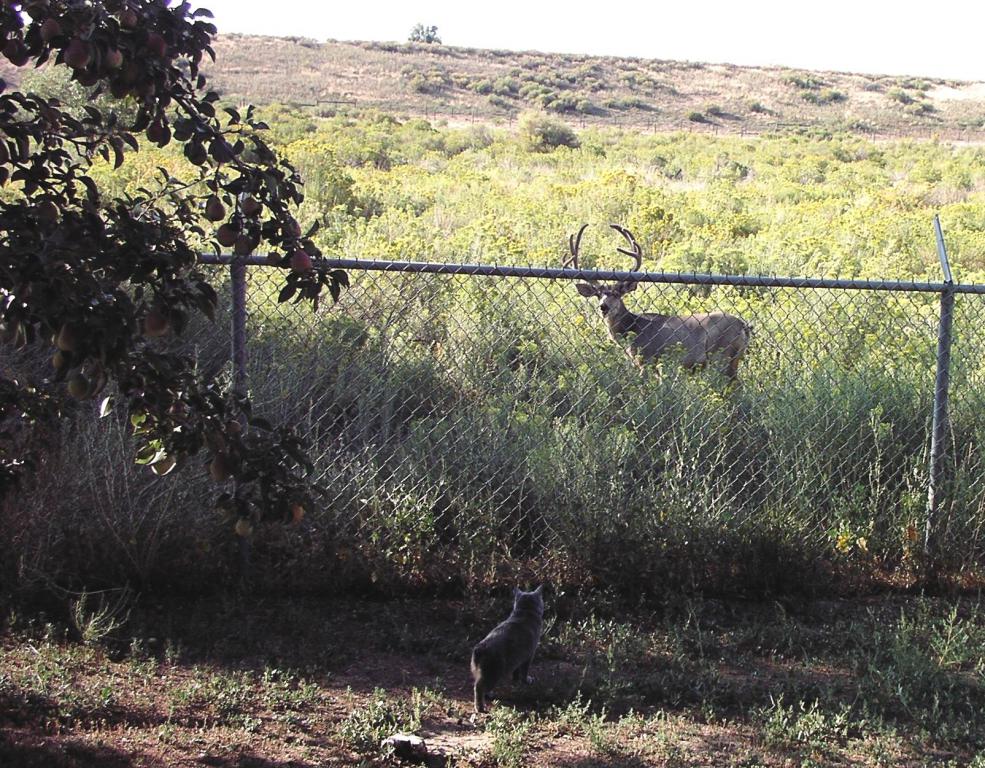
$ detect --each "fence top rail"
[197,253,985,295]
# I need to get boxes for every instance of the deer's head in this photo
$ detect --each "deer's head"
[564,224,644,322]
[574,280,637,319]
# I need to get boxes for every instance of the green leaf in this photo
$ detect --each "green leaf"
[278,284,297,303]
[135,440,164,466]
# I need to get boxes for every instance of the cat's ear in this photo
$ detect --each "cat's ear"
[513,587,520,599]
[533,585,543,595]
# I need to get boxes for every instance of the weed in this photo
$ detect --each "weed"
[259,667,320,713]
[584,708,617,755]
[548,692,594,735]
[204,670,255,722]
[337,687,421,754]
[162,638,183,666]
[70,588,132,645]
[164,667,257,726]
[485,706,534,768]
[853,603,985,743]
[757,695,849,754]
[859,730,903,767]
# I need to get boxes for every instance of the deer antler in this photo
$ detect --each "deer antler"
[563,224,590,269]
[563,224,599,287]
[609,224,643,272]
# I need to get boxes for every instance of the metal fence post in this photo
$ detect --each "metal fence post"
[925,216,955,565]
[229,256,250,583]
[230,258,248,399]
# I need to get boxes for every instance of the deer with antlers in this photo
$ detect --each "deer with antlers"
[565,224,752,384]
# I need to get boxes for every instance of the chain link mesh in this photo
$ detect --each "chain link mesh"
[223,261,985,582]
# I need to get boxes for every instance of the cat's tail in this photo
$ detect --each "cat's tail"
[471,648,487,713]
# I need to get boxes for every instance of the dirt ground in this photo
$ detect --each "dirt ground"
[1,593,983,766]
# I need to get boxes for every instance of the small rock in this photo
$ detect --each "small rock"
[382,732,428,763]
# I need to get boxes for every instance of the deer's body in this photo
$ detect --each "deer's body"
[568,224,751,384]
[599,299,751,380]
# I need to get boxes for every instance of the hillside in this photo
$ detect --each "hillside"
[199,34,985,139]
[2,34,982,138]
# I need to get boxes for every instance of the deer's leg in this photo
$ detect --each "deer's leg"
[623,344,646,373]
[723,325,751,386]
[682,348,705,372]
[722,350,745,391]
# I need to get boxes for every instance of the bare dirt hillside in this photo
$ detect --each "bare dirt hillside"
[2,34,983,138]
[203,35,985,139]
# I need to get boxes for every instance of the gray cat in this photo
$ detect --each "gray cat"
[470,585,544,713]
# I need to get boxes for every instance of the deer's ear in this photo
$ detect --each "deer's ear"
[575,283,600,297]
[617,281,638,295]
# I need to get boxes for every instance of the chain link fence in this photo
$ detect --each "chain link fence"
[199,242,985,589]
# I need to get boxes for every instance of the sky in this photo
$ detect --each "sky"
[195,0,985,82]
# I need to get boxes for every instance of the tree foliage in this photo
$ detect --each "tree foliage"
[407,23,440,44]
[0,0,347,529]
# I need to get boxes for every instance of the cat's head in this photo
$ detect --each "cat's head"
[513,584,544,614]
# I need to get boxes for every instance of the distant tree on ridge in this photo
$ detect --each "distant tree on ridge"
[408,24,441,44]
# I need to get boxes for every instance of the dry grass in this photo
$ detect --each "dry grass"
[3,34,984,139]
[190,35,985,140]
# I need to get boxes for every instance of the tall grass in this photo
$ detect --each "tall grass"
[6,260,985,598]
[218,269,985,592]
[8,114,985,599]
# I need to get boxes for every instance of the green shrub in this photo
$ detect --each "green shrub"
[8,114,985,601]
[492,76,519,97]
[888,88,915,105]
[896,77,931,92]
[401,66,451,95]
[802,89,846,105]
[604,96,650,111]
[517,111,580,151]
[784,72,826,90]
[488,94,514,110]
[545,94,581,114]
[905,101,935,115]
